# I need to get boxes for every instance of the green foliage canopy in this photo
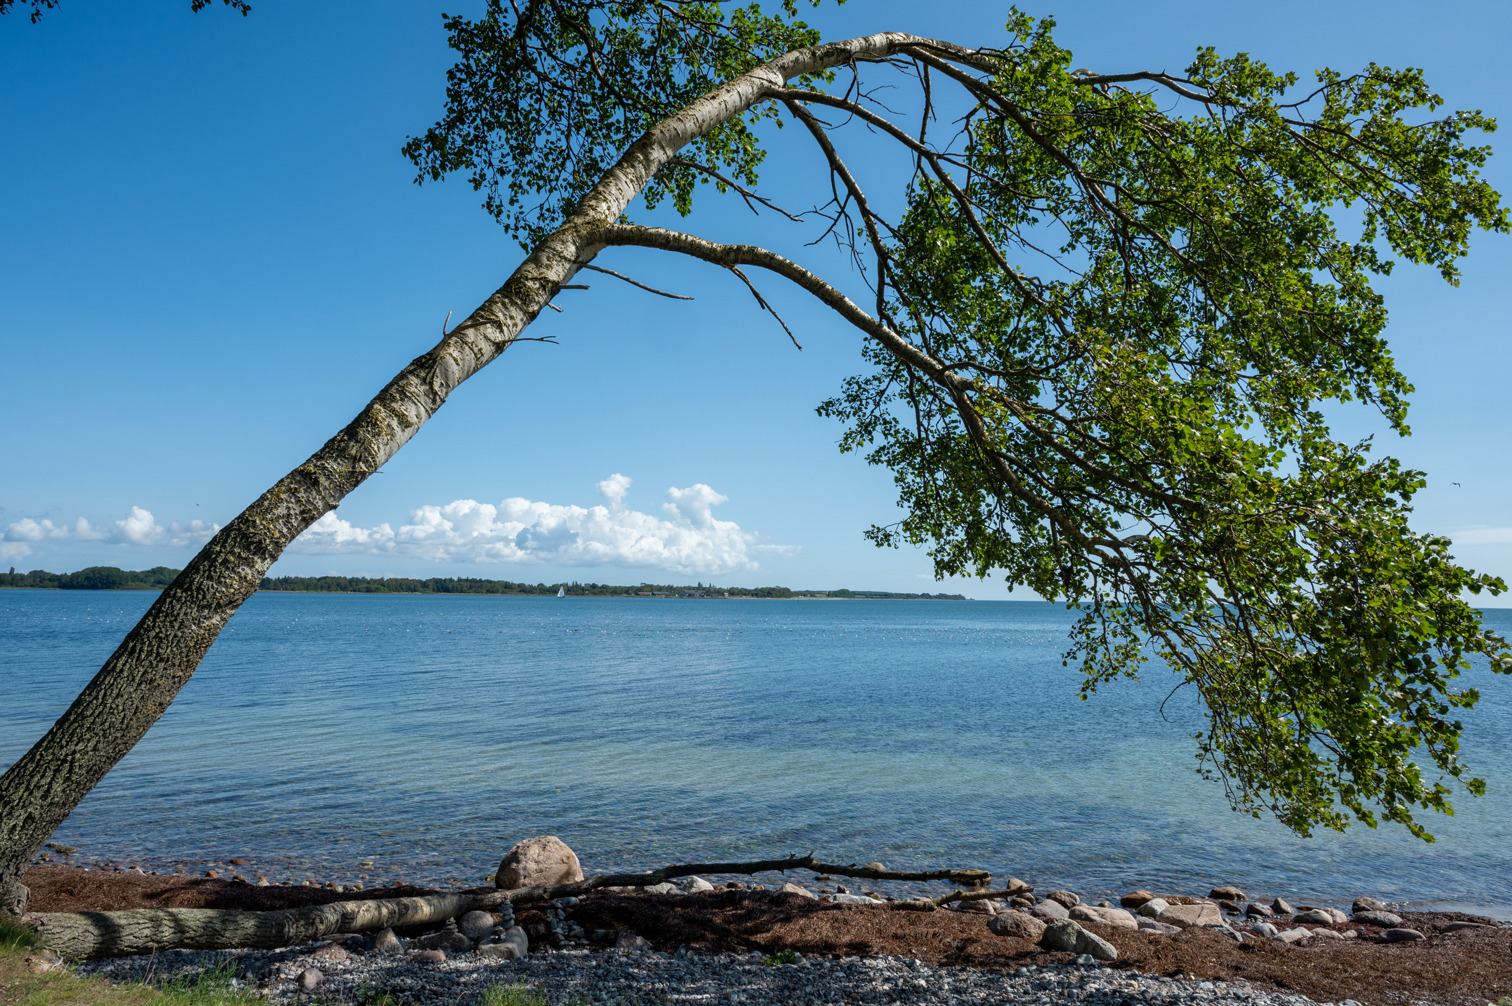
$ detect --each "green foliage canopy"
[409,3,1512,840]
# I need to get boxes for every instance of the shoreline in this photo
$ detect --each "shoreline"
[22,863,1512,1006]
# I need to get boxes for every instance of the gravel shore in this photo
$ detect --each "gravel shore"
[79,942,1348,1006]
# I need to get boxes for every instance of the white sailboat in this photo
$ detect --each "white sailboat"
[556,586,566,598]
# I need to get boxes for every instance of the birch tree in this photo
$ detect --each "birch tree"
[4,0,1510,919]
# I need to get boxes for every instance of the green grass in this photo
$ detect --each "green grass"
[0,934,259,1006]
[762,948,799,967]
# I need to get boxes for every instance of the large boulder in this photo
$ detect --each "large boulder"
[495,836,584,889]
[1039,919,1083,952]
[1157,903,1222,928]
[988,910,1046,940]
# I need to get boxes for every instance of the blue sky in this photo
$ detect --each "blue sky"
[2,0,1509,598]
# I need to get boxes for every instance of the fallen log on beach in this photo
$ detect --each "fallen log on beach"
[26,853,1013,959]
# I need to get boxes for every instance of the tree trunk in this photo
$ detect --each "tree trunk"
[0,32,922,914]
[26,854,1008,959]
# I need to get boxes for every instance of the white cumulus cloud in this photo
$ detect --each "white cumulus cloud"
[287,476,794,575]
[2,508,220,553]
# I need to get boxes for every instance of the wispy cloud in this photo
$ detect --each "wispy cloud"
[1,507,220,560]
[290,474,794,575]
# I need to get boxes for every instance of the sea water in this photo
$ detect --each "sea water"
[2,589,1509,915]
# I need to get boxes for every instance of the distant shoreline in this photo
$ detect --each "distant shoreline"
[0,566,969,601]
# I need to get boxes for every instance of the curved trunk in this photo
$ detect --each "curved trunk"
[0,32,921,913]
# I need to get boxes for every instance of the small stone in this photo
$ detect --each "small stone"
[1249,922,1278,938]
[1245,902,1273,918]
[204,869,219,879]
[1039,919,1084,953]
[1271,897,1294,915]
[1009,896,1035,910]
[1045,890,1081,909]
[371,928,405,955]
[1030,898,1070,920]
[1277,927,1312,944]
[413,930,472,953]
[1352,896,1387,914]
[299,968,323,990]
[778,882,816,899]
[255,877,270,887]
[1096,901,1113,909]
[1293,909,1334,925]
[1071,953,1096,966]
[1379,928,1425,942]
[680,876,715,894]
[615,931,653,951]
[1327,908,1349,925]
[1209,886,1246,901]
[1135,898,1169,919]
[1353,910,1403,928]
[495,835,584,889]
[409,949,446,963]
[22,949,64,974]
[1120,889,1157,909]
[1137,919,1182,934]
[1157,903,1222,928]
[863,862,886,871]
[1310,928,1344,940]
[1216,900,1240,913]
[958,898,1000,914]
[829,893,884,905]
[307,944,349,962]
[1214,924,1244,943]
[644,882,678,895]
[479,927,529,959]
[1443,921,1489,932]
[459,910,496,942]
[988,910,1046,940]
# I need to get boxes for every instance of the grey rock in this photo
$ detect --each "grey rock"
[307,943,348,962]
[957,898,1000,915]
[1216,900,1241,914]
[1277,927,1312,944]
[1076,929,1118,961]
[680,876,715,894]
[1209,886,1246,901]
[495,835,584,890]
[863,862,886,872]
[1157,903,1222,928]
[1293,909,1335,925]
[1271,897,1294,915]
[459,910,496,942]
[1096,901,1113,909]
[1353,910,1403,928]
[1245,902,1273,918]
[1310,928,1344,940]
[1137,919,1182,934]
[1444,921,1489,932]
[1069,905,1138,930]
[1031,898,1070,920]
[1120,890,1157,909]
[1352,896,1387,914]
[477,941,523,960]
[409,949,446,963]
[778,882,816,899]
[1045,890,1081,909]
[371,928,405,955]
[988,910,1046,940]
[1379,928,1425,942]
[1250,922,1278,938]
[644,882,679,895]
[299,968,322,991]
[1039,919,1083,953]
[1009,896,1035,910]
[1135,898,1169,919]
[614,931,653,951]
[1214,924,1244,943]
[1071,953,1097,966]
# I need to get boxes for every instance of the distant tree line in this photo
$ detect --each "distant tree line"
[0,566,181,590]
[1,566,966,599]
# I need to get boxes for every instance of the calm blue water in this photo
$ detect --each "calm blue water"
[2,590,1510,916]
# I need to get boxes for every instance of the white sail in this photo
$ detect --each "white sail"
[557,586,565,598]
